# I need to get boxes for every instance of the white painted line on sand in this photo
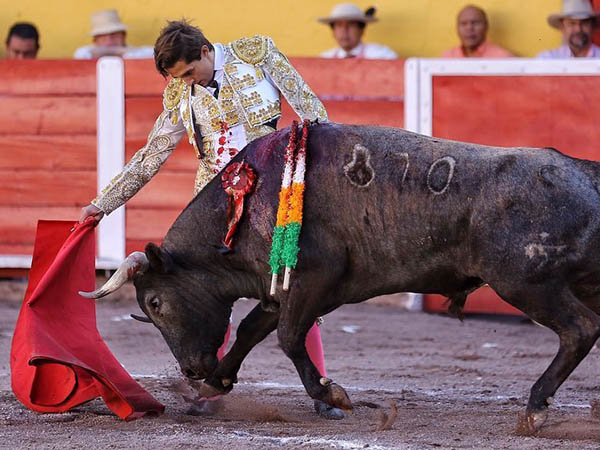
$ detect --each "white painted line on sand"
[230,430,396,450]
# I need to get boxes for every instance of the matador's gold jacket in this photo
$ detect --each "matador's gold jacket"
[92,35,328,215]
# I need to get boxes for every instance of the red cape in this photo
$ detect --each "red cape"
[10,220,164,420]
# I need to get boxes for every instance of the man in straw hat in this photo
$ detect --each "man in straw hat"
[74,9,153,59]
[78,20,342,419]
[538,0,600,58]
[318,3,397,59]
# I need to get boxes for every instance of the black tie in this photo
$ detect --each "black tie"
[208,71,219,99]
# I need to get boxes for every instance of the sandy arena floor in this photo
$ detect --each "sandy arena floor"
[1,278,600,449]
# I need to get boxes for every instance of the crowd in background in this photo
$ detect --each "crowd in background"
[5,0,600,61]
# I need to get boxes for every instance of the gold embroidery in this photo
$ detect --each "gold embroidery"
[230,72,257,91]
[244,123,276,143]
[264,48,328,122]
[193,160,214,195]
[255,67,265,81]
[231,35,269,65]
[220,99,235,113]
[224,63,238,75]
[283,77,298,92]
[200,95,213,108]
[247,100,281,126]
[224,111,239,126]
[220,85,234,99]
[163,78,186,111]
[241,91,263,108]
[92,110,184,214]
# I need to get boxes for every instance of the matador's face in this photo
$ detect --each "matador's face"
[166,44,215,87]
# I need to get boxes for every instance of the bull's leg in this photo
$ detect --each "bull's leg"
[201,303,279,396]
[496,283,600,433]
[277,291,353,412]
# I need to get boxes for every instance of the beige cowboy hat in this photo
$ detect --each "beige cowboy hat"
[317,3,378,24]
[547,0,600,29]
[90,9,128,36]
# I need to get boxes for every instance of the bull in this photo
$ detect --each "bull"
[82,122,600,432]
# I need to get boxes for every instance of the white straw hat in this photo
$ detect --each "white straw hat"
[547,0,599,29]
[90,9,128,36]
[317,3,378,24]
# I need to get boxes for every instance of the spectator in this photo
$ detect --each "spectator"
[537,0,600,58]
[74,9,153,59]
[318,3,397,59]
[5,22,39,59]
[442,5,513,58]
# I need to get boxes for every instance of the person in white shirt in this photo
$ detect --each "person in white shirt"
[537,0,600,59]
[74,9,153,60]
[318,3,397,59]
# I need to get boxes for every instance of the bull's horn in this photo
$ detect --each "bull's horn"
[79,251,149,299]
[130,313,152,323]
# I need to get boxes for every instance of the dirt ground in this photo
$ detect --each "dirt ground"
[1,279,600,449]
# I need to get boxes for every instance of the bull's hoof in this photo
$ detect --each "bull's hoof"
[323,382,353,411]
[184,397,222,416]
[516,408,548,435]
[314,400,345,420]
[527,409,548,432]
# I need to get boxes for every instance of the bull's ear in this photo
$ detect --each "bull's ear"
[145,242,173,273]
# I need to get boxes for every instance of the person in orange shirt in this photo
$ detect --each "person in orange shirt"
[442,4,513,58]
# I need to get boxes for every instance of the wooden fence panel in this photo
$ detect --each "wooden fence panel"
[432,76,600,161]
[0,60,97,260]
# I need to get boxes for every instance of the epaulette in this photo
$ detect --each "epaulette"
[163,78,186,111]
[231,35,270,65]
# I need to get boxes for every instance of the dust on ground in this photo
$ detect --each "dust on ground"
[1,278,600,449]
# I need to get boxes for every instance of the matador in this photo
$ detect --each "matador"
[78,21,342,419]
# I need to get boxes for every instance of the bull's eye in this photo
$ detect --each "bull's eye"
[149,297,161,310]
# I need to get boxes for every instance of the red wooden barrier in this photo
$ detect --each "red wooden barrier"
[0,60,97,258]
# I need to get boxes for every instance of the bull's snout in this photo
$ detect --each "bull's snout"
[180,353,218,380]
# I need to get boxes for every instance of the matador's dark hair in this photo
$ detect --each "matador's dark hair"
[154,19,214,77]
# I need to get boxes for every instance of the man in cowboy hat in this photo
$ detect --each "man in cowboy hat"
[538,0,600,58]
[318,3,397,59]
[441,4,513,58]
[73,9,153,59]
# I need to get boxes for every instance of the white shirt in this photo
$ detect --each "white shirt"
[537,44,600,59]
[196,43,278,163]
[73,45,154,59]
[320,42,397,59]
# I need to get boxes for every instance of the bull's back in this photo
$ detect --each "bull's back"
[299,124,600,290]
[238,123,600,296]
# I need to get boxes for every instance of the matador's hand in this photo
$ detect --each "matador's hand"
[79,204,105,223]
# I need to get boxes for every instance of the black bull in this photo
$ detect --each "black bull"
[85,122,600,432]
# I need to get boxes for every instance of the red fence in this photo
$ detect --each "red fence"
[0,60,97,258]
